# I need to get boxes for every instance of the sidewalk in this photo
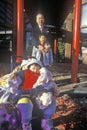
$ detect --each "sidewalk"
[50,63,87,95]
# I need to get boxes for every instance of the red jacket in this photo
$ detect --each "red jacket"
[22,69,40,90]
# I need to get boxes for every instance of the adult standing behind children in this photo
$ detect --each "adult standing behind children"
[32,13,52,48]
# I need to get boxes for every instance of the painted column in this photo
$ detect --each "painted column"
[16,0,24,63]
[71,0,81,83]
[54,38,57,55]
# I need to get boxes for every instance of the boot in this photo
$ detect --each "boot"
[22,122,32,130]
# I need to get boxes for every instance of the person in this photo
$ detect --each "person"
[8,58,42,130]
[32,33,53,67]
[11,58,59,130]
[31,13,52,48]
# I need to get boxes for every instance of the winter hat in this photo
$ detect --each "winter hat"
[27,58,43,68]
[21,60,29,67]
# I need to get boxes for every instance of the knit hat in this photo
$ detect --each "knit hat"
[21,60,29,67]
[26,58,43,68]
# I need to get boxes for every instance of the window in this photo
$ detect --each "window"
[81,4,87,33]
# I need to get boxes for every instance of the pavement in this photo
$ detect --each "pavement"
[49,63,87,96]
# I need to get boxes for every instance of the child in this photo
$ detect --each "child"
[0,58,43,130]
[32,33,53,67]
[0,58,42,103]
[13,66,60,130]
[11,58,42,130]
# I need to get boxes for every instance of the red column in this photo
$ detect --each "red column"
[71,0,81,83]
[16,0,24,63]
[54,38,57,55]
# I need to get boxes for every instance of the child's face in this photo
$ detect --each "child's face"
[39,35,46,44]
[29,64,40,73]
